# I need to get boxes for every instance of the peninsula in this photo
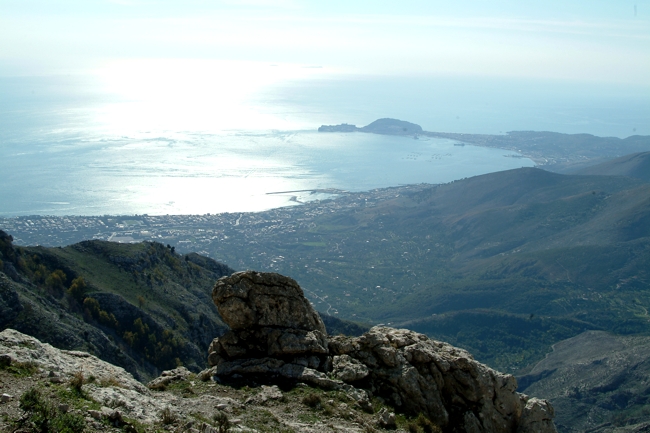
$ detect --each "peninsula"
[319,118,650,172]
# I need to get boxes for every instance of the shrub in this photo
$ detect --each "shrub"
[302,393,322,409]
[67,277,87,302]
[213,411,231,433]
[69,370,85,395]
[406,414,441,433]
[160,407,177,425]
[18,387,85,433]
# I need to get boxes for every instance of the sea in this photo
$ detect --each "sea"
[1,66,648,217]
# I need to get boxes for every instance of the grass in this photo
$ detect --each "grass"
[18,387,86,433]
[0,360,38,377]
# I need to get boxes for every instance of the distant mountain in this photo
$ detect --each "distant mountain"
[360,118,423,135]
[574,151,650,182]
[318,118,422,136]
[518,331,650,432]
[423,131,650,172]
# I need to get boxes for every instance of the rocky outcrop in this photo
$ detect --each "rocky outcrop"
[208,271,331,384]
[329,327,555,433]
[0,329,241,428]
[0,328,146,393]
[207,271,557,433]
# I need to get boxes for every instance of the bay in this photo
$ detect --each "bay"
[0,128,534,216]
[5,69,646,217]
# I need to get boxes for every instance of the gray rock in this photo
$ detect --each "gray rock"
[329,326,557,433]
[0,328,147,393]
[517,398,556,433]
[377,408,396,429]
[208,271,329,379]
[88,409,103,420]
[148,366,192,389]
[213,271,326,334]
[204,271,557,433]
[332,354,369,382]
[245,384,283,405]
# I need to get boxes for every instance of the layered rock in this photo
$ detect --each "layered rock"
[208,271,331,384]
[207,271,557,433]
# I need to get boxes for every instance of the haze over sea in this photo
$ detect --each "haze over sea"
[1,63,647,217]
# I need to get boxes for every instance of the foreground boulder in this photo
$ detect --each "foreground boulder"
[207,271,557,433]
[208,271,331,383]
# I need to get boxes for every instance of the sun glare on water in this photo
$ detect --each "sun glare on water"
[95,59,332,135]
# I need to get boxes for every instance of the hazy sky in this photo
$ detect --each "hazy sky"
[1,0,649,86]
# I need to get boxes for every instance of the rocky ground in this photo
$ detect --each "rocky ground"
[0,329,436,433]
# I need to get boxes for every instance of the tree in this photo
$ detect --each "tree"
[67,277,87,302]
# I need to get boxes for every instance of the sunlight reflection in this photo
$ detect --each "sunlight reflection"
[95,59,333,134]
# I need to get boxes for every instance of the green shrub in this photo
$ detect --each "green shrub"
[18,388,85,433]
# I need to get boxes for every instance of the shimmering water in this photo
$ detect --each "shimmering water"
[0,128,534,216]
[3,70,645,217]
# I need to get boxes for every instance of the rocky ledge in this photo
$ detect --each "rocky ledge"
[206,271,557,433]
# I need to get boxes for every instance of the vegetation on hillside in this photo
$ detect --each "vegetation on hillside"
[0,231,233,379]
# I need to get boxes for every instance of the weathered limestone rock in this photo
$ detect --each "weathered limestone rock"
[147,366,192,389]
[245,384,283,405]
[0,328,146,393]
[329,327,557,433]
[377,408,397,429]
[212,271,326,334]
[208,271,330,378]
[516,398,556,433]
[332,354,369,382]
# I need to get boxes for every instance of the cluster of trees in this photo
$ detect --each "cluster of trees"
[17,250,185,371]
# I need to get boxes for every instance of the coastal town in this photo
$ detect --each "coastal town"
[0,183,433,256]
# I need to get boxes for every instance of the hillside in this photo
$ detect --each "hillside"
[518,331,650,432]
[200,168,650,371]
[0,231,368,382]
[2,166,650,431]
[0,270,557,433]
[423,131,650,172]
[574,151,650,182]
[0,232,235,380]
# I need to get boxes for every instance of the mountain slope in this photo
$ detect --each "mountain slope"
[574,151,650,182]
[0,231,234,380]
[199,167,650,371]
[518,331,650,432]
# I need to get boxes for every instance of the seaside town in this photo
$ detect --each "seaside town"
[0,184,433,255]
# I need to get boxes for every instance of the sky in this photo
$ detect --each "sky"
[1,0,649,87]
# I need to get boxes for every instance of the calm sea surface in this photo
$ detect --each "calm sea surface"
[1,72,646,217]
